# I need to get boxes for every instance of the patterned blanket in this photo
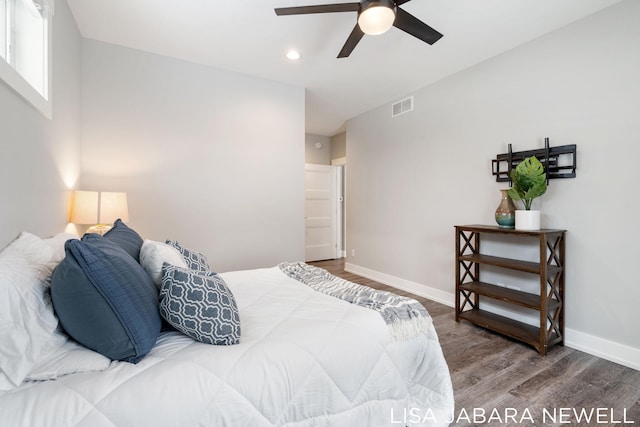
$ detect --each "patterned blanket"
[278,262,432,340]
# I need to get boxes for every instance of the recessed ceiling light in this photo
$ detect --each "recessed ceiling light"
[286,50,301,60]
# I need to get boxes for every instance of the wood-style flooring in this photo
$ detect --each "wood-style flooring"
[310,258,640,426]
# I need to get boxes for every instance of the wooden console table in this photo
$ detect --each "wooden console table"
[455,225,566,355]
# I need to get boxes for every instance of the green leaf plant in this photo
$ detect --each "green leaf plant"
[507,156,547,210]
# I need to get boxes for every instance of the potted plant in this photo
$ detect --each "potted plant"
[507,156,547,230]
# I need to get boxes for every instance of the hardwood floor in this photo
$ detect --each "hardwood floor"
[310,259,640,426]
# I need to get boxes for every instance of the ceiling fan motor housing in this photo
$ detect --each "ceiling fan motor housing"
[359,0,397,13]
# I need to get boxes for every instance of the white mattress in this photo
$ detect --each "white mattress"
[0,266,454,427]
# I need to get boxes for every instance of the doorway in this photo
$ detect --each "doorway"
[304,163,344,262]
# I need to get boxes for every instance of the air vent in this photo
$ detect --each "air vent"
[391,96,413,117]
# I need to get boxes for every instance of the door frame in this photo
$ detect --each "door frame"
[331,157,346,258]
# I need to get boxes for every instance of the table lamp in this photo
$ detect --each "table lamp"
[70,190,129,235]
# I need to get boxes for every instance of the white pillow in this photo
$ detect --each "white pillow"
[139,239,188,287]
[42,232,78,265]
[0,232,66,389]
[5,231,54,279]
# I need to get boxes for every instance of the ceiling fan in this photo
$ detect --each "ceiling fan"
[274,0,443,58]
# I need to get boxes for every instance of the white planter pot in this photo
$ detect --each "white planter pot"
[515,210,541,231]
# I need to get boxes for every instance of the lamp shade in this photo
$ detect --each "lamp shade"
[358,0,396,35]
[99,192,129,224]
[70,191,99,224]
[69,190,129,225]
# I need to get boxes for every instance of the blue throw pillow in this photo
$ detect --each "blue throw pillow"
[165,240,210,272]
[104,219,143,261]
[51,234,161,362]
[159,263,240,345]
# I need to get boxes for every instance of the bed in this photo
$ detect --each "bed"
[0,228,454,427]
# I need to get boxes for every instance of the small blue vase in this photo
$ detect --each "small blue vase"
[495,189,516,228]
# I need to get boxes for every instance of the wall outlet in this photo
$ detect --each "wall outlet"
[351,249,356,257]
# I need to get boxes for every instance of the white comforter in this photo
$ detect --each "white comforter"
[0,267,454,427]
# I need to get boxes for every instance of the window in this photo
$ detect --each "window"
[0,0,53,118]
[0,2,6,60]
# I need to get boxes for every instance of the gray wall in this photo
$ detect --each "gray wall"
[0,0,81,246]
[331,132,346,160]
[305,132,346,164]
[80,40,305,272]
[305,133,331,165]
[346,0,639,366]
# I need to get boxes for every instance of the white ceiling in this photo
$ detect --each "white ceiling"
[67,0,623,136]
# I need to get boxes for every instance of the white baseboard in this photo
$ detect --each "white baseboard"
[344,262,454,308]
[564,329,640,371]
[344,262,640,371]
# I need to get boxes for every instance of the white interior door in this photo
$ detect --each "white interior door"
[305,164,337,262]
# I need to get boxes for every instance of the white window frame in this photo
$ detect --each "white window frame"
[0,0,54,119]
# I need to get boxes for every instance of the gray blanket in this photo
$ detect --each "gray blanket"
[278,262,432,340]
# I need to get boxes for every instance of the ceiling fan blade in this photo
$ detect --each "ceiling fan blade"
[275,3,360,16]
[395,0,412,5]
[393,7,443,45]
[337,24,365,58]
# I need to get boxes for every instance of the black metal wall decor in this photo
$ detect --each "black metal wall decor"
[492,137,577,183]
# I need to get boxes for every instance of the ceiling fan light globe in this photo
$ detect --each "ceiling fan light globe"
[286,49,301,60]
[358,4,395,35]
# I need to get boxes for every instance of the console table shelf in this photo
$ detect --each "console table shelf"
[458,254,560,275]
[455,225,566,355]
[458,282,560,311]
[457,310,560,349]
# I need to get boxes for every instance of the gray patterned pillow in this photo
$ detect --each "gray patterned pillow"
[165,240,210,272]
[159,263,240,345]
